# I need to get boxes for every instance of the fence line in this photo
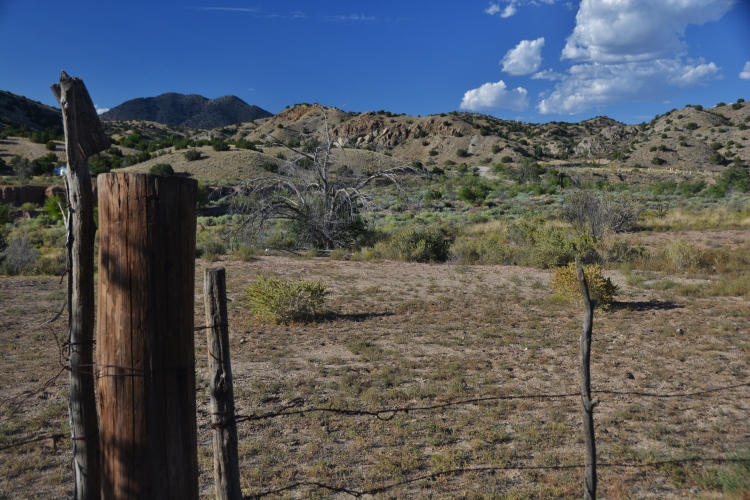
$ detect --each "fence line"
[1,373,747,497]
[245,458,750,499]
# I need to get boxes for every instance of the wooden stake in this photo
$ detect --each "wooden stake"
[51,71,108,500]
[576,260,598,500]
[204,267,242,500]
[96,173,198,499]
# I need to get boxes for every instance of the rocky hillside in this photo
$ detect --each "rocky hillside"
[0,90,62,134]
[99,93,272,128]
[3,86,747,186]
[233,101,749,173]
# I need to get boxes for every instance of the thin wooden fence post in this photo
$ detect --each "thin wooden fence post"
[576,261,599,500]
[51,71,109,500]
[96,173,199,499]
[204,267,242,500]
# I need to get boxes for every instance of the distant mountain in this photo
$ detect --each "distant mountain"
[0,90,62,133]
[99,93,273,128]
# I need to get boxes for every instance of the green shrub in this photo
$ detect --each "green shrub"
[202,240,226,256]
[233,245,257,261]
[719,165,750,193]
[457,181,491,205]
[601,238,649,264]
[261,161,278,173]
[184,149,202,161]
[685,122,699,130]
[246,276,328,324]
[211,140,230,152]
[508,218,598,268]
[33,252,66,276]
[149,163,174,176]
[550,262,618,309]
[456,148,469,158]
[709,152,725,165]
[375,225,451,263]
[43,194,65,221]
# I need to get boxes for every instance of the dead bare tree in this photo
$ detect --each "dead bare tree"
[562,190,642,239]
[228,113,425,250]
[51,71,109,500]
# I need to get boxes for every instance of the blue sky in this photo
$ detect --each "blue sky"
[1,0,748,124]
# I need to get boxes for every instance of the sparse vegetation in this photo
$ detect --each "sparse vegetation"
[2,96,750,497]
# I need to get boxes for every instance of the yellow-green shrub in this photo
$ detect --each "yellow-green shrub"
[550,263,618,309]
[246,276,328,324]
[664,239,706,271]
[450,232,521,264]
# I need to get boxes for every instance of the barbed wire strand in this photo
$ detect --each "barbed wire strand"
[222,381,750,427]
[243,457,750,499]
[0,432,66,453]
[0,366,67,422]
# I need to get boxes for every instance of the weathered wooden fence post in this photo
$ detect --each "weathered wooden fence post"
[51,71,110,500]
[96,173,199,499]
[576,261,598,500]
[204,267,242,500]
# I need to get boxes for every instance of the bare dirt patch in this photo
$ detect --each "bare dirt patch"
[1,258,748,498]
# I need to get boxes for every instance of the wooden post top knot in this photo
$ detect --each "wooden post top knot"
[50,71,110,159]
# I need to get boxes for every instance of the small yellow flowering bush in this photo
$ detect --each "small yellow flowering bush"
[550,263,618,309]
[246,276,328,324]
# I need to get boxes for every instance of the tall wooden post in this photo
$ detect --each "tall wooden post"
[576,261,598,500]
[51,71,110,500]
[96,173,199,499]
[204,267,242,500]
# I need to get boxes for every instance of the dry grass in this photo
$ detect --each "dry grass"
[0,256,748,498]
[116,144,404,185]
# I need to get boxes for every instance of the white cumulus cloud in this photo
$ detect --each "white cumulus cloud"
[95,105,110,115]
[538,0,733,114]
[460,81,529,112]
[538,59,721,114]
[501,38,545,76]
[562,0,734,64]
[741,62,750,81]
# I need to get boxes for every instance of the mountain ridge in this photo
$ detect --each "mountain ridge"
[99,92,273,128]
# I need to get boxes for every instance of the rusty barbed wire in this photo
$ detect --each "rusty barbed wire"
[0,432,66,453]
[243,457,750,499]
[218,381,750,428]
